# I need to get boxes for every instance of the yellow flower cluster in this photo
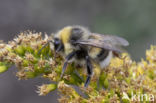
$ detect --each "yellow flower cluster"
[0,32,155,103]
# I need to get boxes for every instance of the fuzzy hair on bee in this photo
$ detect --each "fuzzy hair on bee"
[39,25,129,87]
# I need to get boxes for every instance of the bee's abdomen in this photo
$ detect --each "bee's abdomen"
[98,50,112,69]
[89,48,112,69]
[97,49,109,61]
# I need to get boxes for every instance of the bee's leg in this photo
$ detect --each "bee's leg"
[84,56,93,87]
[60,51,76,78]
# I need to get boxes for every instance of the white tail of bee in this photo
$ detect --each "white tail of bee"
[100,51,112,69]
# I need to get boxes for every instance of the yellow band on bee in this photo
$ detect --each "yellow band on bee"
[60,26,72,44]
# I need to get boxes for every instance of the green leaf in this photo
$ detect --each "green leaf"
[14,45,25,56]
[47,84,57,92]
[0,65,8,73]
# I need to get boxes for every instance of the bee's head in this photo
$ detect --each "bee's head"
[53,38,64,53]
[53,25,90,54]
[53,26,72,53]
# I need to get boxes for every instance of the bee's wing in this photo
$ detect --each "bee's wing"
[89,33,129,46]
[75,33,129,53]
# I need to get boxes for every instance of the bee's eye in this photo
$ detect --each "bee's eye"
[54,38,61,49]
[54,38,60,45]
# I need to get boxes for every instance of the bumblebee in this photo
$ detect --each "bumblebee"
[40,25,129,87]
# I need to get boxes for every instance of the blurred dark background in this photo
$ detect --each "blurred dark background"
[0,0,156,103]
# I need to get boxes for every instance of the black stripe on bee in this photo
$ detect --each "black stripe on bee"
[75,49,88,60]
[97,49,109,61]
[70,27,83,45]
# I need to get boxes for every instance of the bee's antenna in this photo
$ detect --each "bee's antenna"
[38,40,53,55]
